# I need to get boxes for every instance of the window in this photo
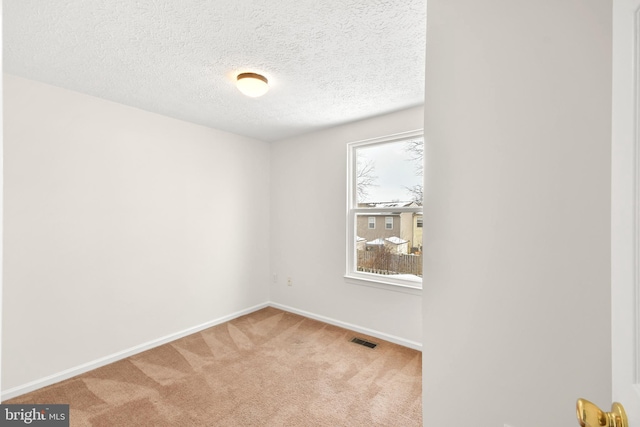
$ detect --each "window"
[346,130,423,290]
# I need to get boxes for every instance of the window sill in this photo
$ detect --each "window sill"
[344,273,422,295]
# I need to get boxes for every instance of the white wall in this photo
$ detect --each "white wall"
[422,1,612,426]
[270,107,423,346]
[0,1,4,397]
[2,75,270,393]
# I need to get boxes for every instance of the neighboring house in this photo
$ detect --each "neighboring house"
[365,236,409,253]
[356,201,423,253]
[412,214,423,253]
[383,236,409,254]
[365,237,386,248]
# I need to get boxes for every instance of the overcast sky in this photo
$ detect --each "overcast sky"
[357,140,422,203]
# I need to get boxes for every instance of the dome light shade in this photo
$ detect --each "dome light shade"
[236,72,269,97]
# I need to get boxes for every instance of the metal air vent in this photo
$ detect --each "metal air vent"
[350,337,378,349]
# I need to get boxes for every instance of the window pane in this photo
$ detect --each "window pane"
[347,132,424,288]
[356,138,423,204]
[355,213,422,279]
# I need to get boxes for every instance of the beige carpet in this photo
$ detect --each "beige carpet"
[6,307,422,426]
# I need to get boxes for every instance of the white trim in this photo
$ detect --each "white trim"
[347,128,424,151]
[346,130,424,290]
[1,302,269,401]
[1,300,421,400]
[634,3,640,387]
[269,302,423,351]
[0,0,4,403]
[344,274,422,295]
[612,0,640,421]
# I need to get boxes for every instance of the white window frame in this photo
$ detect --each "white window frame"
[368,217,376,229]
[385,216,393,229]
[345,129,423,292]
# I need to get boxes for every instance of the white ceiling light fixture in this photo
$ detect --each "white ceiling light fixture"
[236,72,269,98]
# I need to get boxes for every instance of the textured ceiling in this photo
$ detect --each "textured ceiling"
[4,1,426,142]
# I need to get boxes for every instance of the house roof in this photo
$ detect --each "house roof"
[358,201,420,208]
[366,236,408,245]
[385,236,408,245]
[366,238,385,245]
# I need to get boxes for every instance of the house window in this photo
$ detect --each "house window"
[346,130,423,290]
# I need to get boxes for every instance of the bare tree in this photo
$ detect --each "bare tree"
[405,184,423,204]
[404,138,424,203]
[356,158,378,201]
[405,138,424,175]
[359,245,394,274]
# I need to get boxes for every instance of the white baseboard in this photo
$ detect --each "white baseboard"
[2,300,421,400]
[268,302,423,351]
[1,302,269,401]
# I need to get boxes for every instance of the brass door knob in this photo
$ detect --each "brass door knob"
[576,398,628,427]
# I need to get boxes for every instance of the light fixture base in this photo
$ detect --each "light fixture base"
[236,72,269,97]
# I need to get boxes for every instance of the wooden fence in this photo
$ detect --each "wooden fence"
[357,250,422,277]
